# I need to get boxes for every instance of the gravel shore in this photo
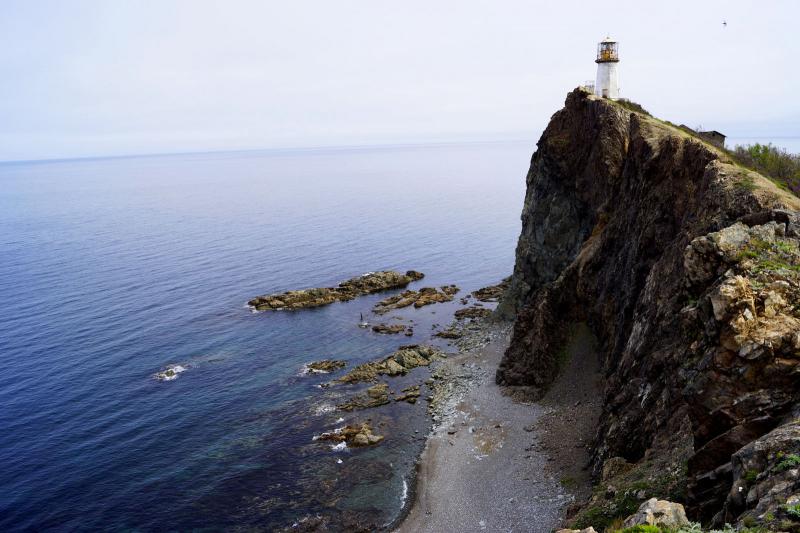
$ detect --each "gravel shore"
[396,323,582,533]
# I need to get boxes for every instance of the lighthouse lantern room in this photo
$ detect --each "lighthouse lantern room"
[595,37,620,99]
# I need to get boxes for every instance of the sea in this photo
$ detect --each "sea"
[0,141,532,531]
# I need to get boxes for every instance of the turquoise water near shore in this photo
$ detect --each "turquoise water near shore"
[0,142,529,531]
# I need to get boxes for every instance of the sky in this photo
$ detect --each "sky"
[0,0,798,161]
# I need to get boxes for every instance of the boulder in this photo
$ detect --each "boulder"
[622,498,689,528]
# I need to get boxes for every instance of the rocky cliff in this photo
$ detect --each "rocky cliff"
[497,88,800,529]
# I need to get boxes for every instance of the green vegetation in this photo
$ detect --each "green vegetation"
[776,453,800,472]
[730,143,800,197]
[572,462,689,530]
[736,238,800,274]
[613,99,652,117]
[743,469,759,484]
[605,522,768,533]
[785,502,800,519]
[734,173,757,192]
[560,476,578,489]
[617,526,660,533]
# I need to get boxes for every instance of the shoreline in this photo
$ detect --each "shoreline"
[393,320,602,532]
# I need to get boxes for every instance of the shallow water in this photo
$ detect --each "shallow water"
[0,142,530,531]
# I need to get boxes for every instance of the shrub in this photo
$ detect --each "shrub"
[617,526,661,533]
[731,143,800,196]
[743,469,759,484]
[785,502,800,519]
[775,453,800,472]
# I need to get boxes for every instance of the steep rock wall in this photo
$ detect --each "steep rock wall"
[498,88,800,527]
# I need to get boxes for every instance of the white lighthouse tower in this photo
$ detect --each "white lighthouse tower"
[595,37,620,99]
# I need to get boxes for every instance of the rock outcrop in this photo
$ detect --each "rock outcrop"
[621,498,689,528]
[337,383,390,411]
[304,360,346,374]
[371,323,407,334]
[334,345,444,384]
[473,276,511,303]
[316,422,384,447]
[373,285,459,314]
[497,88,800,529]
[248,270,424,311]
[454,306,492,320]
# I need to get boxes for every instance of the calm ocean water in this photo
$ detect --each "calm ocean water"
[0,142,530,531]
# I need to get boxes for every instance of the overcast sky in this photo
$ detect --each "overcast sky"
[0,0,798,161]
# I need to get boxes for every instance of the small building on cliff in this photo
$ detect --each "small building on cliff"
[595,37,620,99]
[698,130,726,148]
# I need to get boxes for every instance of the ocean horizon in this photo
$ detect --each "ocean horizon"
[1,135,798,167]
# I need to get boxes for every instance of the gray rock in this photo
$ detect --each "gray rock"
[622,498,689,528]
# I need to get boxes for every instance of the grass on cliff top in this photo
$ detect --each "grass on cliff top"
[599,96,800,205]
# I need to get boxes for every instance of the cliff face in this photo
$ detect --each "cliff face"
[498,89,800,528]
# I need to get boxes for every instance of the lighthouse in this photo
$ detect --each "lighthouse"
[595,37,620,99]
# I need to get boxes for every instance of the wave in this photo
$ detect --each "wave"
[154,364,188,381]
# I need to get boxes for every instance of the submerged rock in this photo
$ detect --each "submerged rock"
[394,385,421,404]
[337,383,390,411]
[305,360,346,374]
[248,270,424,311]
[316,422,385,447]
[373,285,459,314]
[334,345,444,384]
[434,328,463,339]
[154,364,187,381]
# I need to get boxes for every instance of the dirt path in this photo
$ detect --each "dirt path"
[396,323,602,533]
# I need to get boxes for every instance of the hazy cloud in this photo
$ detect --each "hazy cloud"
[1,0,798,160]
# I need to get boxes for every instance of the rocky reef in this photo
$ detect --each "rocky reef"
[454,306,492,320]
[371,323,408,335]
[472,276,511,302]
[248,270,424,311]
[316,422,385,447]
[373,285,459,314]
[497,88,800,529]
[334,345,444,384]
[304,360,346,374]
